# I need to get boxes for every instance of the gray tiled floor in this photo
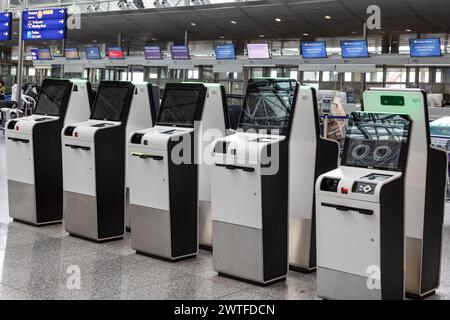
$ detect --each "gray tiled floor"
[1,134,450,300]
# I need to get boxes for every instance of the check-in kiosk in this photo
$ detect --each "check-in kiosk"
[363,89,447,298]
[128,82,228,260]
[5,79,92,225]
[211,78,300,285]
[62,81,135,242]
[288,86,340,272]
[316,112,412,300]
[124,82,160,231]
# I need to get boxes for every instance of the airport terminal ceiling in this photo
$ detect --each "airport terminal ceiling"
[2,0,450,46]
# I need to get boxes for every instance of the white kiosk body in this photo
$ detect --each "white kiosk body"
[288,85,340,272]
[364,89,448,298]
[128,82,215,261]
[316,112,412,300]
[5,79,92,225]
[211,78,299,285]
[124,82,160,230]
[62,81,135,242]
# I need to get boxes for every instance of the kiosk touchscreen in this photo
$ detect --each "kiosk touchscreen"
[363,89,448,298]
[128,82,229,261]
[62,81,135,242]
[211,78,300,285]
[316,112,412,300]
[5,79,92,225]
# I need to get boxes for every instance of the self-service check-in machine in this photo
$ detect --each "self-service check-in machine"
[62,81,135,242]
[316,112,412,300]
[124,82,160,231]
[363,89,447,298]
[211,78,300,285]
[128,82,228,261]
[288,87,340,273]
[5,79,92,226]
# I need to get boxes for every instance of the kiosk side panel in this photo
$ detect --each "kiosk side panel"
[94,127,126,239]
[168,132,198,258]
[421,147,447,294]
[380,177,405,300]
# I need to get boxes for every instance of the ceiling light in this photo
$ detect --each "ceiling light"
[275,18,281,22]
[405,29,412,32]
[190,22,196,26]
[151,38,156,41]
[259,34,265,38]
[220,35,225,39]
[230,20,237,24]
[302,33,309,36]
[324,15,332,20]
[92,40,97,43]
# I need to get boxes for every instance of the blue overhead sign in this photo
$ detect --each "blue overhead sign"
[301,41,327,59]
[22,8,67,40]
[0,12,12,41]
[410,38,441,57]
[341,40,369,58]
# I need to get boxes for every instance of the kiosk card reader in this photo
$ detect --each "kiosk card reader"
[62,81,135,242]
[124,82,160,231]
[128,83,220,261]
[5,79,92,225]
[316,112,412,300]
[363,88,448,298]
[211,78,299,285]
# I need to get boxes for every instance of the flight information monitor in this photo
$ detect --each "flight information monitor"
[37,47,52,60]
[410,38,441,57]
[171,45,190,60]
[238,79,298,135]
[157,85,206,127]
[342,112,411,171]
[108,47,124,59]
[31,48,39,60]
[90,85,132,121]
[215,44,236,60]
[144,46,162,60]
[34,82,71,116]
[301,41,327,59]
[247,43,270,59]
[85,46,101,60]
[65,48,79,60]
[341,40,369,58]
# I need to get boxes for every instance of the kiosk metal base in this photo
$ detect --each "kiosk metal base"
[199,200,213,250]
[69,233,124,244]
[218,272,286,287]
[136,251,196,263]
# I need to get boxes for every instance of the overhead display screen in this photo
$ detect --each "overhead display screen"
[301,41,327,59]
[65,48,79,60]
[342,112,411,171]
[158,88,204,126]
[34,83,70,116]
[247,43,270,59]
[144,46,162,60]
[0,12,12,41]
[22,8,67,40]
[239,79,297,135]
[108,47,124,59]
[31,48,39,60]
[85,46,101,60]
[341,40,369,58]
[91,86,131,121]
[409,38,441,57]
[171,45,190,60]
[215,44,236,60]
[37,47,52,60]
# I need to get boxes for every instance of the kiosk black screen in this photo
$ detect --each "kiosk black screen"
[34,83,70,116]
[157,87,204,126]
[342,112,411,171]
[239,79,297,135]
[91,86,130,121]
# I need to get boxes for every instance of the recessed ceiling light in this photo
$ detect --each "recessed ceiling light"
[230,20,237,24]
[302,33,309,36]
[92,40,97,42]
[13,32,17,35]
[190,22,196,26]
[151,38,156,41]
[259,34,265,38]
[275,18,282,22]
[405,29,412,32]
[220,35,225,39]
[324,15,332,20]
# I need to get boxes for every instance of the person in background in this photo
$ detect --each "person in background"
[0,81,6,99]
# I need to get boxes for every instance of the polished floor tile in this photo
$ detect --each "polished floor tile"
[1,135,450,300]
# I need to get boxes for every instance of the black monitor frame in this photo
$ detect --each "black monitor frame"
[33,79,73,117]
